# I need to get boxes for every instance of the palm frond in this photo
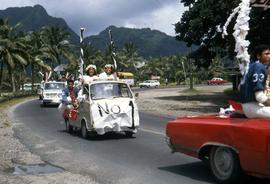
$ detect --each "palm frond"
[5,51,15,68]
[13,54,28,65]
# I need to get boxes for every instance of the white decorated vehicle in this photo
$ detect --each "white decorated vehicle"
[65,80,139,138]
[41,81,66,106]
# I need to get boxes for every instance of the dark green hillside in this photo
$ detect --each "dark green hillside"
[0,4,79,44]
[85,26,189,58]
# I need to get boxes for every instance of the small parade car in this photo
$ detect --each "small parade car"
[41,81,66,106]
[64,80,139,138]
[166,114,270,183]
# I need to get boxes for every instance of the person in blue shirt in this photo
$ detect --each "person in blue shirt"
[240,44,270,118]
[62,79,80,108]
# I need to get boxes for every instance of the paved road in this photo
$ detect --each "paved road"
[11,99,215,184]
[10,89,268,184]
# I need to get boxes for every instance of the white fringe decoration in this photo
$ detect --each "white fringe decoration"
[223,0,251,75]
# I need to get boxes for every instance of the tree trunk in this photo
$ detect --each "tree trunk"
[0,59,3,88]
[11,73,16,93]
[189,72,194,89]
[7,65,16,93]
[31,63,34,91]
[189,64,194,89]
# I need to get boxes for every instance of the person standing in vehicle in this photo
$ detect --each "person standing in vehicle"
[62,79,80,110]
[240,44,270,118]
[82,64,99,84]
[99,64,117,80]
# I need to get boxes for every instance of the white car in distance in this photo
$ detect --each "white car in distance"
[41,81,66,106]
[139,80,160,88]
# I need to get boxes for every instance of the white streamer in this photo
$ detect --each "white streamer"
[223,0,251,75]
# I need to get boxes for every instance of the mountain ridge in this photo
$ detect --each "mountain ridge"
[85,25,189,58]
[0,4,189,58]
[0,4,79,44]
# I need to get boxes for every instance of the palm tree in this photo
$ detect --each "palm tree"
[121,42,145,73]
[123,42,137,58]
[40,26,74,67]
[82,44,104,73]
[24,31,53,89]
[0,19,28,92]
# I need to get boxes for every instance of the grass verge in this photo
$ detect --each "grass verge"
[180,88,200,94]
[0,96,37,110]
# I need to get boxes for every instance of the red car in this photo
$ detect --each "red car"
[166,114,270,183]
[207,78,227,85]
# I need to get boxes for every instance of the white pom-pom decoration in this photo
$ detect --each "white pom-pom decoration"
[223,0,251,75]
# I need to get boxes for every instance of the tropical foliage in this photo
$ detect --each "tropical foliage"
[0,14,229,93]
[176,0,270,63]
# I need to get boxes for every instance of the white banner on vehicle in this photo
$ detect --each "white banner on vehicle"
[90,98,139,134]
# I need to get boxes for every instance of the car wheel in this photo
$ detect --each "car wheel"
[81,121,89,139]
[65,119,73,133]
[125,131,134,138]
[209,146,242,184]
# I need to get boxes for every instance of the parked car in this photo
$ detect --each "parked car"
[64,80,139,138]
[207,78,227,85]
[20,83,40,91]
[139,80,160,88]
[41,81,66,106]
[166,114,270,183]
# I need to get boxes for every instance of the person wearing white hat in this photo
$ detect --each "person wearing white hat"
[82,64,99,84]
[77,64,99,100]
[99,64,118,80]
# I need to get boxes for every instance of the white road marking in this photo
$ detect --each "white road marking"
[140,128,165,136]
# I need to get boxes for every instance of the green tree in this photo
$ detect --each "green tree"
[24,31,52,88]
[82,44,104,73]
[208,55,224,78]
[177,0,270,62]
[175,0,241,62]
[40,26,74,66]
[0,19,28,92]
[118,42,145,74]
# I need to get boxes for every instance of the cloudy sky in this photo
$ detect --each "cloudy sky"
[0,0,186,36]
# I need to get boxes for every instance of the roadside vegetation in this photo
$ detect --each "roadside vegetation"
[0,91,36,104]
[3,1,269,94]
[0,19,231,95]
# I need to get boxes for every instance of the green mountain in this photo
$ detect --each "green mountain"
[0,4,79,44]
[85,25,189,58]
[0,5,189,58]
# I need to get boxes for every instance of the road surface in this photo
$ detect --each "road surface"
[11,99,214,184]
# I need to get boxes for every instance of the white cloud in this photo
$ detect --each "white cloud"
[124,3,185,36]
